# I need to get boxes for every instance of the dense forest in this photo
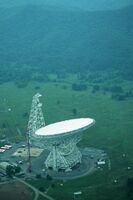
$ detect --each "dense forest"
[0,0,133,10]
[0,3,133,86]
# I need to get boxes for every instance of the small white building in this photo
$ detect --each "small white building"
[73,191,82,200]
[97,159,106,165]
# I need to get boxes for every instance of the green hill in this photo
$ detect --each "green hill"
[0,5,133,82]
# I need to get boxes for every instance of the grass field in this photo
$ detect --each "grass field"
[0,73,133,200]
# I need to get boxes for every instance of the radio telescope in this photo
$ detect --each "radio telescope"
[33,118,95,172]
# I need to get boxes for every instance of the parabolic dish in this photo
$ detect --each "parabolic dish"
[35,118,95,137]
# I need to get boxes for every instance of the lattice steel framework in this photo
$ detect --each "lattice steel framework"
[33,132,83,172]
[27,93,45,172]
[28,93,45,137]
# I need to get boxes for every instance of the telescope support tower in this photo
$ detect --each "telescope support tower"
[27,93,45,172]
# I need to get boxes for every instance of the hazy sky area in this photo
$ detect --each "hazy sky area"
[0,0,133,10]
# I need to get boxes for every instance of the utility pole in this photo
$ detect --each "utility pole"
[27,131,32,173]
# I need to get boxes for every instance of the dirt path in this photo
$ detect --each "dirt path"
[15,177,55,200]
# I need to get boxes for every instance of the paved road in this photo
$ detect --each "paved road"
[15,177,55,200]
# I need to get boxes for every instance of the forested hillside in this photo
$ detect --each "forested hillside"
[0,4,132,84]
[0,0,133,10]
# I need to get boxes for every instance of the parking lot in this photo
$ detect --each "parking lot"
[0,142,107,179]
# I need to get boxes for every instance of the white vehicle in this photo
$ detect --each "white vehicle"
[97,159,106,165]
[0,149,6,153]
[4,145,12,149]
[17,160,23,164]
[1,147,7,150]
[21,144,26,148]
